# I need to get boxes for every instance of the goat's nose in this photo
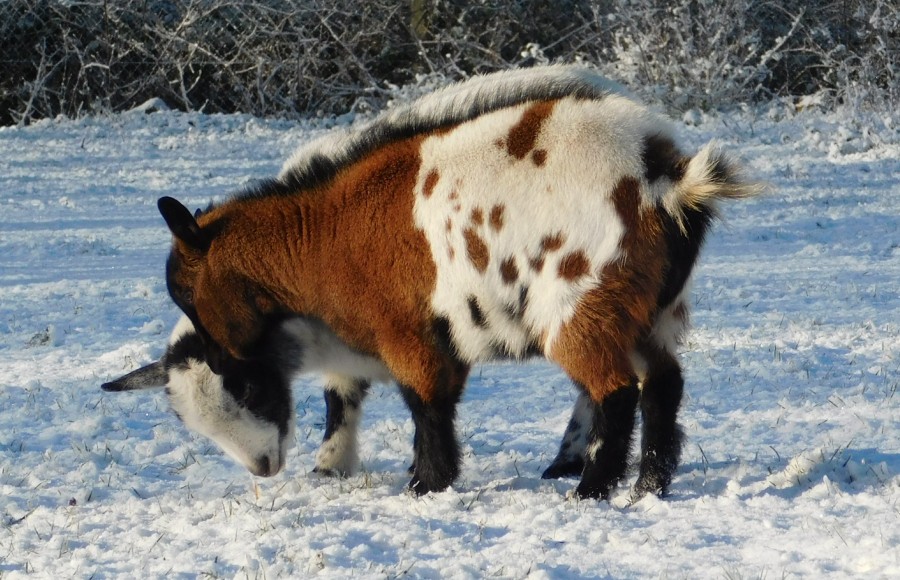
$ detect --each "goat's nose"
[253,456,273,477]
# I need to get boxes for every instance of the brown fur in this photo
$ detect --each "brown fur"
[525,231,565,274]
[540,232,565,252]
[557,250,590,281]
[549,176,666,400]
[423,169,440,198]
[506,101,555,160]
[463,227,490,273]
[499,256,519,285]
[642,134,688,183]
[532,149,548,167]
[489,204,505,232]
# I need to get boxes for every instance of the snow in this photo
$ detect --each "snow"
[1,100,898,578]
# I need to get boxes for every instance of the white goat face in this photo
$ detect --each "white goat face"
[102,316,294,477]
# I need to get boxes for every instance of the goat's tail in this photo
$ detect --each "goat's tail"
[663,141,765,231]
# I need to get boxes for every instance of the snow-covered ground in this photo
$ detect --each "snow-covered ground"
[1,99,897,578]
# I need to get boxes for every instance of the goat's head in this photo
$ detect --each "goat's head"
[101,316,294,477]
[157,197,272,365]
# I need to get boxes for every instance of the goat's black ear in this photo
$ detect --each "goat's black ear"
[158,196,208,251]
[101,361,168,391]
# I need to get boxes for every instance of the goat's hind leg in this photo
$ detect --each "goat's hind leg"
[542,391,592,479]
[574,381,640,500]
[631,342,684,500]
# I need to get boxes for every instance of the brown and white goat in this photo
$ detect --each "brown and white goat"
[157,65,759,500]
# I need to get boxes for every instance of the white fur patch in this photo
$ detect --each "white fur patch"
[586,438,605,462]
[280,319,393,383]
[413,95,670,362]
[559,392,593,461]
[649,286,692,355]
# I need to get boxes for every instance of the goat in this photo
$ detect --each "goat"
[102,315,597,480]
[156,65,760,500]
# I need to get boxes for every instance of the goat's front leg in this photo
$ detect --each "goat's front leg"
[399,384,463,495]
[313,375,371,477]
[382,321,469,496]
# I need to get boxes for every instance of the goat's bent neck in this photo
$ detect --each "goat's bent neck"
[205,194,328,312]
[202,136,437,358]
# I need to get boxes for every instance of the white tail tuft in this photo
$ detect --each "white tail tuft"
[664,141,766,231]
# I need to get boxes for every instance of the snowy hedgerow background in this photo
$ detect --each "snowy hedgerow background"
[1,0,897,125]
[1,1,899,578]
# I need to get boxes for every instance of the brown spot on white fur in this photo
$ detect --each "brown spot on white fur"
[506,101,555,160]
[463,227,490,273]
[526,232,565,273]
[470,207,484,226]
[532,149,547,167]
[540,233,565,253]
[499,257,518,284]
[423,169,440,198]
[611,176,664,250]
[489,205,505,232]
[557,251,590,281]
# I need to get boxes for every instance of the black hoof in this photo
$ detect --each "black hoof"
[311,466,346,478]
[574,480,613,501]
[407,476,447,497]
[631,476,669,502]
[541,458,584,479]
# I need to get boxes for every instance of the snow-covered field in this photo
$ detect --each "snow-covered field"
[1,99,898,578]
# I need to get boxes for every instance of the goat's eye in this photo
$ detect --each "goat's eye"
[182,289,194,305]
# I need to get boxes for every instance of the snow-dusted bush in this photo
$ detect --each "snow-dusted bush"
[591,0,806,109]
[591,0,897,111]
[0,0,894,125]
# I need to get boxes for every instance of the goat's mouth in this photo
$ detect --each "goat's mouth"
[248,441,288,477]
[250,454,281,477]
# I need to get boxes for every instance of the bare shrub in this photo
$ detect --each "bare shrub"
[0,0,894,126]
